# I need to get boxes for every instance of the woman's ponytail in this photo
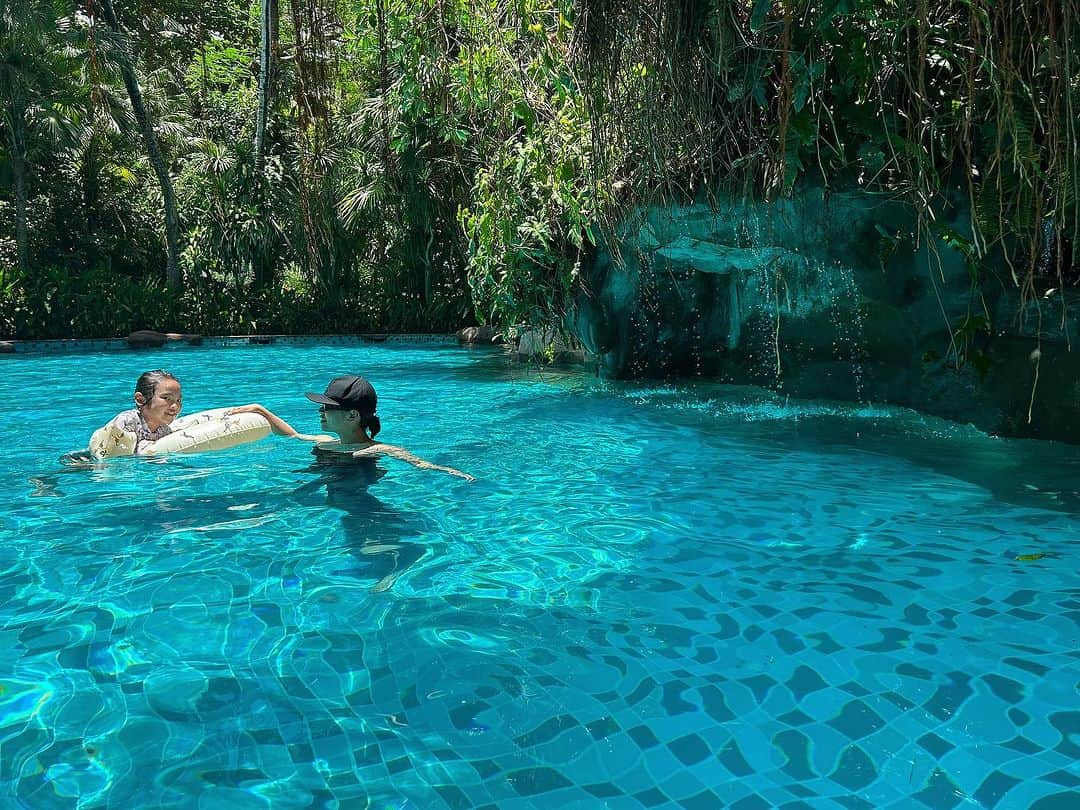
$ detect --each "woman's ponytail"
[362,413,381,439]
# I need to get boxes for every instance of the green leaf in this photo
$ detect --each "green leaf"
[750,0,773,32]
[752,78,767,109]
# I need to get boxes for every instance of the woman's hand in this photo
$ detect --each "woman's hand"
[225,404,297,437]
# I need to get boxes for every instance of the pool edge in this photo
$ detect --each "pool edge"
[0,333,461,354]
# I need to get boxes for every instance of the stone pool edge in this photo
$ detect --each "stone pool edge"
[0,333,460,354]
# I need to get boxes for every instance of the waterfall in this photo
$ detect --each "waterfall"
[1038,216,1054,276]
[822,258,869,403]
[741,213,785,384]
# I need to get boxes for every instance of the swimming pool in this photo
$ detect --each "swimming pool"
[1,344,1077,808]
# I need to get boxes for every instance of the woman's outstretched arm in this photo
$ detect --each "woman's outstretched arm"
[226,404,333,442]
[352,443,474,481]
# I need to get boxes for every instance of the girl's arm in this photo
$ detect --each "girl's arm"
[352,443,475,481]
[226,404,333,442]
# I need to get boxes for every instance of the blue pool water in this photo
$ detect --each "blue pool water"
[0,344,1078,809]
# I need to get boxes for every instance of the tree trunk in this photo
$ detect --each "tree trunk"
[252,0,280,288]
[423,225,433,307]
[99,0,182,289]
[82,137,100,267]
[254,0,271,172]
[269,0,280,64]
[5,90,30,273]
[11,126,29,274]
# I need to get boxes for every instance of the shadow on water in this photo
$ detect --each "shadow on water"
[810,419,1080,512]
[580,379,1080,516]
[734,406,1080,515]
[292,457,427,593]
[21,456,430,590]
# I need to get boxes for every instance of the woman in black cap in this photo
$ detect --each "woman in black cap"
[227,375,473,480]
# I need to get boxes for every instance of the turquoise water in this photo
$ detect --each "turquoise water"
[1,344,1078,809]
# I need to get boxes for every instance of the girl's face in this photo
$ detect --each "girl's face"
[137,378,182,429]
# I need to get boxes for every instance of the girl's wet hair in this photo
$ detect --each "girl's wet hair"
[135,370,179,403]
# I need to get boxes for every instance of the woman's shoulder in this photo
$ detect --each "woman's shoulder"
[313,440,357,454]
[316,439,378,450]
[312,440,379,463]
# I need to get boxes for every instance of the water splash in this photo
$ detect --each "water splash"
[1038,216,1054,276]
[741,213,785,383]
[821,257,869,402]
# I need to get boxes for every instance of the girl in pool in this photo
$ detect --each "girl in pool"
[227,375,474,480]
[107,369,184,453]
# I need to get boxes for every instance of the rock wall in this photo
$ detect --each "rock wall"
[572,186,1080,442]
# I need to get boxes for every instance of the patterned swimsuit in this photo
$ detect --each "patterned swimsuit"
[109,408,173,453]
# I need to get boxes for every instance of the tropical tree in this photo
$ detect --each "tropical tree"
[97,0,182,288]
[0,0,83,274]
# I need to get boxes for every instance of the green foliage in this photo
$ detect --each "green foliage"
[182,42,252,94]
[577,0,1078,294]
[0,265,169,338]
[568,0,1079,380]
[0,260,456,339]
[456,3,602,327]
[1,0,1076,344]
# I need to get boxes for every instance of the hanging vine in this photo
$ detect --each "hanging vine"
[570,0,1079,319]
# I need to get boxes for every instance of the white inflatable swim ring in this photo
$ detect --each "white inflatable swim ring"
[88,423,138,458]
[88,408,271,458]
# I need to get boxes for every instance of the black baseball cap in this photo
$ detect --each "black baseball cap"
[305,375,377,414]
